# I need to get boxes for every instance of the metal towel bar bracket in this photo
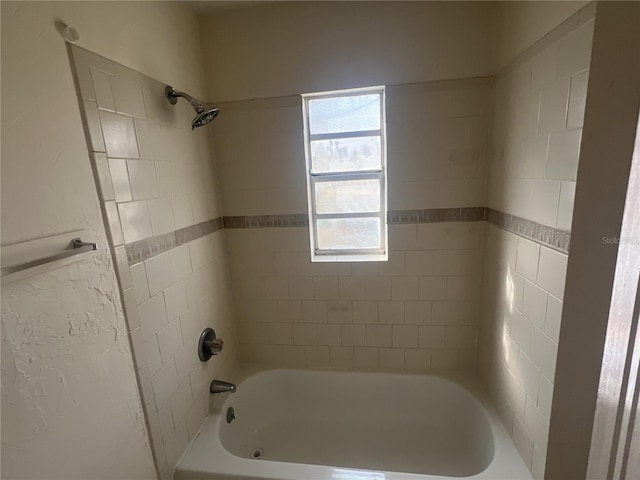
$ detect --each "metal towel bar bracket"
[71,238,97,250]
[1,237,97,277]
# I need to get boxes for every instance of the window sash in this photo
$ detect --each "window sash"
[302,87,387,259]
[310,171,386,255]
[309,129,381,142]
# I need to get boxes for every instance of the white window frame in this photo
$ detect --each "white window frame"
[301,86,388,262]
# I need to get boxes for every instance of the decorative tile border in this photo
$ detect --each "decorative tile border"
[486,208,571,254]
[223,207,487,229]
[387,207,486,224]
[125,207,570,265]
[125,217,223,265]
[223,214,309,229]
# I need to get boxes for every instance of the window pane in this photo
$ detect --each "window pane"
[315,179,380,214]
[316,218,381,250]
[311,136,381,173]
[309,94,380,134]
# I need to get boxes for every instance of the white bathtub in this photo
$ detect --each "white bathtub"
[175,367,532,480]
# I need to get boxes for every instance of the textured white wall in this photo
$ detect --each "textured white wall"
[1,2,209,478]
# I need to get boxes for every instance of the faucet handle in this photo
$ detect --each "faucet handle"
[198,328,223,361]
[210,338,224,355]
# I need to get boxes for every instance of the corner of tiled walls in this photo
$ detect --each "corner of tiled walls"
[213,78,493,373]
[69,46,237,480]
[478,4,595,478]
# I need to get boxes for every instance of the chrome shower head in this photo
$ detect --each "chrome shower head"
[165,85,219,129]
[192,107,220,129]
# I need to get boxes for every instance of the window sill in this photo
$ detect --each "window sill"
[311,252,388,263]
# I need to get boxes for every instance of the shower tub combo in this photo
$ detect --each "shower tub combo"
[175,368,532,480]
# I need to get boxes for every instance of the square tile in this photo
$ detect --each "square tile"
[151,360,179,409]
[108,158,132,202]
[111,75,146,118]
[537,248,568,298]
[99,110,139,158]
[158,318,184,366]
[139,293,168,341]
[516,238,540,282]
[118,201,152,244]
[91,69,115,111]
[128,160,159,200]
[149,197,176,236]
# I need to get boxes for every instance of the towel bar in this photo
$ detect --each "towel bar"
[1,237,97,277]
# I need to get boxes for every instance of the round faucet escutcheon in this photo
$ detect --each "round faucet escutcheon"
[198,328,223,361]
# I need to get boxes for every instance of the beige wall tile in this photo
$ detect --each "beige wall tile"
[544,295,563,342]
[353,301,378,324]
[546,129,581,181]
[91,69,115,112]
[151,360,179,409]
[169,379,193,428]
[529,326,557,379]
[302,301,327,323]
[293,324,317,345]
[330,346,354,369]
[145,253,175,296]
[537,80,569,135]
[366,325,392,348]
[108,158,133,202]
[567,71,588,129]
[118,200,152,243]
[418,326,446,348]
[522,281,548,330]
[157,319,184,366]
[378,301,405,324]
[536,247,567,298]
[84,102,106,152]
[393,325,419,348]
[341,325,367,347]
[404,301,432,325]
[149,197,176,236]
[354,347,380,370]
[515,238,540,282]
[144,335,163,376]
[306,346,330,367]
[418,276,447,300]
[317,324,341,346]
[100,110,140,158]
[139,293,169,341]
[430,349,457,370]
[128,160,159,200]
[130,262,150,304]
[380,348,404,371]
[111,75,146,118]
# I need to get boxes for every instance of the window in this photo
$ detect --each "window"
[302,86,388,262]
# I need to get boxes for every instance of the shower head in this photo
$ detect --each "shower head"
[164,85,219,129]
[192,106,220,129]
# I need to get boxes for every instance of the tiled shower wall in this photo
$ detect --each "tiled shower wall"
[478,5,594,478]
[214,78,492,371]
[70,46,237,479]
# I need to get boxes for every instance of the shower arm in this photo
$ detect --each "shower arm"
[165,86,205,113]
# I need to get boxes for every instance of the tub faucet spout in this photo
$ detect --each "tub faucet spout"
[210,379,237,394]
